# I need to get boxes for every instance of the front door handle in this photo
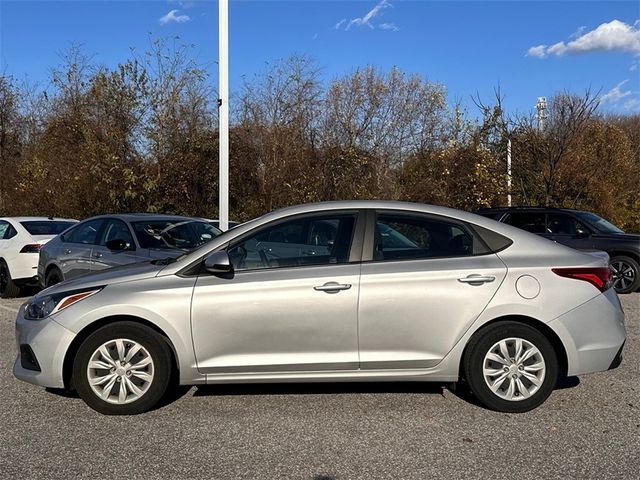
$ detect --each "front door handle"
[458,275,495,285]
[92,252,103,259]
[64,249,72,255]
[314,282,352,293]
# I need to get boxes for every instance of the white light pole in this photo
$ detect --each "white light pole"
[507,138,512,207]
[218,0,229,231]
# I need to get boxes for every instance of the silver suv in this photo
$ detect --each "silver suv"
[38,214,221,287]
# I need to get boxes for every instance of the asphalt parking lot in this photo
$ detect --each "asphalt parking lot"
[0,294,638,480]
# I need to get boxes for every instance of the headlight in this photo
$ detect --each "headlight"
[25,286,104,320]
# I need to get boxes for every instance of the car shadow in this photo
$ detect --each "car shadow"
[556,375,580,390]
[193,381,445,397]
[45,387,79,398]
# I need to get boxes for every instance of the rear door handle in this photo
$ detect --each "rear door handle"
[458,275,495,285]
[64,249,72,255]
[314,282,352,293]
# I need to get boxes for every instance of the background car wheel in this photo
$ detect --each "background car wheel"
[463,322,558,413]
[0,260,21,298]
[610,256,640,294]
[45,268,63,288]
[73,322,173,415]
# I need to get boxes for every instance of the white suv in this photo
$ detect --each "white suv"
[0,217,77,298]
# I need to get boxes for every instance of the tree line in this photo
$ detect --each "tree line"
[1,40,638,230]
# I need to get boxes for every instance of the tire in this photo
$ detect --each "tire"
[610,255,640,294]
[45,268,63,288]
[72,322,173,415]
[463,322,558,413]
[0,260,21,299]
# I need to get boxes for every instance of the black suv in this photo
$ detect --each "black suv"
[475,207,640,294]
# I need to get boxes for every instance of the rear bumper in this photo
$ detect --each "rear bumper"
[8,253,39,282]
[13,305,75,389]
[549,288,626,376]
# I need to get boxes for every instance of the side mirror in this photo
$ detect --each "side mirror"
[105,239,129,251]
[204,250,233,274]
[576,229,591,238]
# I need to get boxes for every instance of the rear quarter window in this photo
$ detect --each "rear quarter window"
[469,224,513,253]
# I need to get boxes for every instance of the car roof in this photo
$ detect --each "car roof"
[475,206,584,213]
[0,216,78,223]
[82,213,209,223]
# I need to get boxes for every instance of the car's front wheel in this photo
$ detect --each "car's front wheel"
[463,322,558,413]
[610,255,640,294]
[72,322,173,415]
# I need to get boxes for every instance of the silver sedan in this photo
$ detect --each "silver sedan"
[14,201,626,414]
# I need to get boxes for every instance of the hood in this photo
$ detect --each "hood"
[593,232,640,243]
[39,260,165,296]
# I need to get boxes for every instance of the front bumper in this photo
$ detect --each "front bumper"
[13,305,75,389]
[549,288,626,376]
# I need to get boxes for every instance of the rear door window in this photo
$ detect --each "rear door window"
[374,213,477,261]
[504,212,547,234]
[63,219,105,245]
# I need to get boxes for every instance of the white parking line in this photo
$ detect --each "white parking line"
[0,304,19,314]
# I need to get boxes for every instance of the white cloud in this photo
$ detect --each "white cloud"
[527,19,640,58]
[624,97,640,111]
[526,45,547,58]
[599,79,640,113]
[159,9,190,25]
[335,0,396,31]
[168,0,194,7]
[600,80,632,104]
[379,23,399,32]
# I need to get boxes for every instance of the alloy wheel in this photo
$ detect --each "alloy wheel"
[482,337,546,401]
[611,260,636,292]
[87,338,155,405]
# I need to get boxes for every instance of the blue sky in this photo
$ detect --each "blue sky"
[1,0,639,115]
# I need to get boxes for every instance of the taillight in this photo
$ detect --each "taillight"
[552,267,612,292]
[20,244,42,253]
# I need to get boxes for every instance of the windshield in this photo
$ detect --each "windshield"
[132,220,222,250]
[20,221,75,235]
[575,212,625,234]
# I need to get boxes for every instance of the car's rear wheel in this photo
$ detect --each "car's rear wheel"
[463,322,558,413]
[0,260,21,298]
[73,322,173,415]
[610,256,639,294]
[45,268,63,288]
